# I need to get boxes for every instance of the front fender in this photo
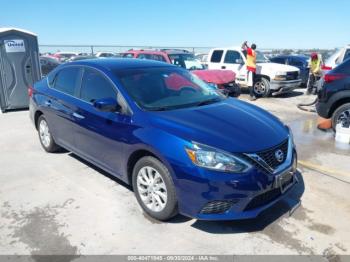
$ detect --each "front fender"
[123,127,193,182]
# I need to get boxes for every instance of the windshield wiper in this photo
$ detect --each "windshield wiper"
[147,106,169,111]
[195,98,221,107]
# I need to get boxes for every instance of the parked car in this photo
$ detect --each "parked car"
[121,49,239,96]
[316,58,350,129]
[207,47,302,97]
[270,55,310,86]
[67,55,96,62]
[53,52,79,62]
[40,56,61,77]
[29,59,299,221]
[323,45,350,71]
[195,53,209,67]
[95,52,116,58]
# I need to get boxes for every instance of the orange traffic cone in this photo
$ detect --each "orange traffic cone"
[317,117,332,130]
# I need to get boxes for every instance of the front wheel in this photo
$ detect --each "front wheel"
[132,156,178,221]
[254,78,271,97]
[331,103,350,131]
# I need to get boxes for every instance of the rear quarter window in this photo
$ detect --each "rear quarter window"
[210,50,223,63]
[52,67,80,96]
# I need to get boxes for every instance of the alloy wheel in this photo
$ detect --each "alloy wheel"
[337,109,350,127]
[254,81,266,95]
[39,119,51,148]
[136,166,168,212]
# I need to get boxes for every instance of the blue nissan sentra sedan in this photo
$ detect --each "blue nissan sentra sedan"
[29,59,299,221]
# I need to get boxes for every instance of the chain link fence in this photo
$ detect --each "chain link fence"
[39,44,337,59]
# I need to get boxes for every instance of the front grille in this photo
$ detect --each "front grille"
[244,176,293,211]
[200,200,238,214]
[286,71,299,80]
[256,139,289,170]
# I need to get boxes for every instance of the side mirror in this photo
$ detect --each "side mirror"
[93,98,121,112]
[235,59,244,65]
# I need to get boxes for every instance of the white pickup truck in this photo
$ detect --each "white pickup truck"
[207,47,302,97]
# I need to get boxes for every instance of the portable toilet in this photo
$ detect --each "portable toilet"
[0,28,41,112]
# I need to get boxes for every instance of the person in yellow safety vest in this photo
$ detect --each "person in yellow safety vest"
[307,52,322,95]
[242,41,257,101]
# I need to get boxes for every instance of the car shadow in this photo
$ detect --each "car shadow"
[272,91,304,98]
[238,89,304,99]
[190,171,305,234]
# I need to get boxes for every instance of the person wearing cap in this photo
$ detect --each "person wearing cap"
[242,41,257,101]
[307,52,322,95]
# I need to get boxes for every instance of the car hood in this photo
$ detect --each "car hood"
[258,62,299,72]
[192,69,236,84]
[148,98,288,153]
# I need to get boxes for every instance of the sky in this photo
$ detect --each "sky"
[0,0,349,49]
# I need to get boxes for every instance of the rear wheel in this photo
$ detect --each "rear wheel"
[132,156,178,221]
[331,103,350,131]
[37,115,60,152]
[254,77,271,97]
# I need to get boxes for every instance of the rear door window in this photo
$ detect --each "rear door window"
[223,50,242,64]
[53,67,81,96]
[210,50,223,63]
[80,68,117,103]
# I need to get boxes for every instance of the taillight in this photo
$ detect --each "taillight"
[28,85,33,97]
[324,73,347,83]
[321,65,332,70]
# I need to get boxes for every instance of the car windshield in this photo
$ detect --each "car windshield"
[242,50,269,63]
[115,67,224,111]
[256,51,269,63]
[168,54,205,70]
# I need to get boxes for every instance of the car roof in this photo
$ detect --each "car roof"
[66,58,174,71]
[122,50,166,55]
[272,54,308,60]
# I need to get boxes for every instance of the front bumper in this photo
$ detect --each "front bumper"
[270,79,302,94]
[173,140,299,220]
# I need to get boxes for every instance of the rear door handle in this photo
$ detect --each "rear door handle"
[44,100,51,106]
[221,66,226,69]
[73,112,85,119]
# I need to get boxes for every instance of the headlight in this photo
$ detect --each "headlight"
[185,143,251,173]
[285,125,295,146]
[276,71,287,76]
[274,72,287,81]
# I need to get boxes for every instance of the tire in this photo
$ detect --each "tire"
[331,103,350,131]
[37,115,60,153]
[132,156,178,221]
[254,77,271,98]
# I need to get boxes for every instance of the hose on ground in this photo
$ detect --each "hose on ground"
[297,96,318,112]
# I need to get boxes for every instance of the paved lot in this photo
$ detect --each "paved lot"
[0,89,349,258]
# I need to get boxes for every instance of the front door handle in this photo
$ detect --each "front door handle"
[73,112,85,119]
[44,100,51,106]
[221,66,226,69]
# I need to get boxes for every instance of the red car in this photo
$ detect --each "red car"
[121,49,240,96]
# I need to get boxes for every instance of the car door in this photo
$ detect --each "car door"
[44,66,82,150]
[222,50,247,86]
[208,49,224,70]
[73,67,131,176]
